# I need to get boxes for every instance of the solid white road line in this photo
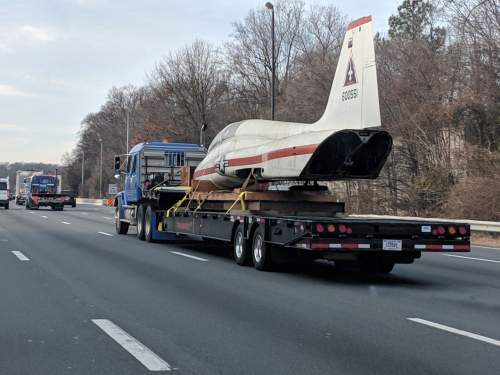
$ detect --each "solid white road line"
[92,319,171,371]
[11,251,30,261]
[170,251,208,262]
[98,231,114,237]
[474,245,500,251]
[442,254,500,264]
[408,318,500,347]
[61,221,71,225]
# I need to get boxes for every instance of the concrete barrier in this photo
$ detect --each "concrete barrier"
[76,198,105,206]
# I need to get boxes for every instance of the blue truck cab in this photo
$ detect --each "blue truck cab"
[114,141,206,241]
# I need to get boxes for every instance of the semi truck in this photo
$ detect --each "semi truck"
[25,174,66,210]
[114,141,471,273]
[15,170,43,205]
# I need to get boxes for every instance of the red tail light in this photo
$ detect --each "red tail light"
[459,226,467,235]
[437,226,445,235]
[346,227,353,234]
[339,224,347,233]
[448,226,456,235]
[327,224,335,233]
[316,223,325,233]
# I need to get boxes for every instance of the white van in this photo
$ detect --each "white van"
[0,177,10,209]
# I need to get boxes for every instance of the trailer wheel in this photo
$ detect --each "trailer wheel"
[377,261,395,274]
[233,224,250,266]
[115,206,129,235]
[251,226,273,271]
[359,259,395,274]
[136,204,145,240]
[144,205,155,243]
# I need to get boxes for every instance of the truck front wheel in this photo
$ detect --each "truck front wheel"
[251,226,273,271]
[144,205,155,243]
[233,224,250,266]
[115,207,129,235]
[136,204,145,240]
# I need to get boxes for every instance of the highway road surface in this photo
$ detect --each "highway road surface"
[1,203,499,375]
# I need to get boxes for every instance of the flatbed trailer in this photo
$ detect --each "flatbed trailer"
[26,193,66,210]
[114,142,471,273]
[154,189,471,272]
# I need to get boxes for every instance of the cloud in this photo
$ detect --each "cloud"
[0,123,27,134]
[0,84,34,97]
[19,25,56,42]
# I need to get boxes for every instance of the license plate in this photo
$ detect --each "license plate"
[383,239,402,251]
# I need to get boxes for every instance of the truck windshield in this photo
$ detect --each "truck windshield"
[0,182,7,190]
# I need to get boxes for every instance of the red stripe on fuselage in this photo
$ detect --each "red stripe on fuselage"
[347,16,372,30]
[193,144,317,179]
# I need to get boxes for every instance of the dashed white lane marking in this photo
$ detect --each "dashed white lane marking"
[61,221,71,225]
[408,318,500,347]
[29,211,34,214]
[41,215,48,219]
[0,239,8,242]
[92,319,171,371]
[474,245,500,251]
[81,212,88,215]
[442,254,500,264]
[170,251,208,262]
[98,231,114,237]
[103,216,113,220]
[11,251,30,261]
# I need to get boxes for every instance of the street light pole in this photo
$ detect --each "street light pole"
[81,150,85,185]
[265,2,276,120]
[99,139,103,199]
[126,110,129,153]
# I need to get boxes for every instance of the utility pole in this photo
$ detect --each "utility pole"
[265,2,276,120]
[81,150,85,185]
[99,139,103,199]
[126,110,130,153]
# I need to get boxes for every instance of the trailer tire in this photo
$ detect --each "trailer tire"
[251,226,273,271]
[233,224,250,266]
[136,204,145,240]
[115,207,129,235]
[144,205,155,243]
[377,261,395,274]
[359,259,395,274]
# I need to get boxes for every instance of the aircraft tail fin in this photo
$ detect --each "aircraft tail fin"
[313,16,381,131]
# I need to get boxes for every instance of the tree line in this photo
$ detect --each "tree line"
[62,0,499,221]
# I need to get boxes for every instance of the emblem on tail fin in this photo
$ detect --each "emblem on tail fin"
[344,55,358,86]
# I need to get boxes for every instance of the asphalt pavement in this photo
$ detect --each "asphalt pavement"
[1,203,499,374]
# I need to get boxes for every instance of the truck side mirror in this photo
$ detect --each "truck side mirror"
[114,156,121,179]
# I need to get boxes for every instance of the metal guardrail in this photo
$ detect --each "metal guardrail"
[351,214,500,233]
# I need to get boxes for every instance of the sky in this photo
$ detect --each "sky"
[0,0,400,163]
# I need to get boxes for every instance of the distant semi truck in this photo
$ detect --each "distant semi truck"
[25,174,66,210]
[15,170,43,205]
